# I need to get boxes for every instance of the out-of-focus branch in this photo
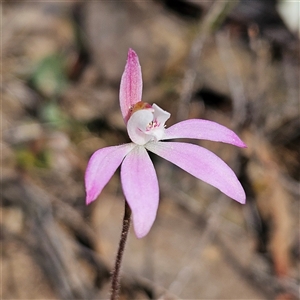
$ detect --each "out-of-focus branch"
[2,176,106,299]
[168,194,231,296]
[215,29,247,129]
[177,0,239,121]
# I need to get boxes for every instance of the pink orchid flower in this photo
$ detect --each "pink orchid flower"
[85,49,246,238]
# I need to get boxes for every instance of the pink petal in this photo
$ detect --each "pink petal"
[119,49,143,123]
[163,119,246,148]
[121,145,159,238]
[85,143,136,205]
[146,142,246,204]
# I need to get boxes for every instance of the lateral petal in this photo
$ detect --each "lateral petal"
[85,143,136,205]
[119,49,143,123]
[163,119,246,148]
[146,142,246,204]
[121,145,159,238]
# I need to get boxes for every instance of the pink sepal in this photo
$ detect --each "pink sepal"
[146,141,246,204]
[85,143,136,204]
[163,119,246,148]
[119,49,143,123]
[121,145,159,238]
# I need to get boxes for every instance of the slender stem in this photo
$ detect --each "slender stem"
[110,201,131,300]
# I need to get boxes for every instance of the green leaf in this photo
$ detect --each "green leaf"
[29,54,68,97]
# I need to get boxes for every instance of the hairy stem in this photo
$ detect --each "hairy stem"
[110,201,131,300]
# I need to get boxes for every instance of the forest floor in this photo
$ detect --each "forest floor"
[2,1,299,299]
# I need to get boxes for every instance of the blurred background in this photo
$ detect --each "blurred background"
[1,1,299,299]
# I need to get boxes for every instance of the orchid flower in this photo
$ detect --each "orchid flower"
[85,49,246,238]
